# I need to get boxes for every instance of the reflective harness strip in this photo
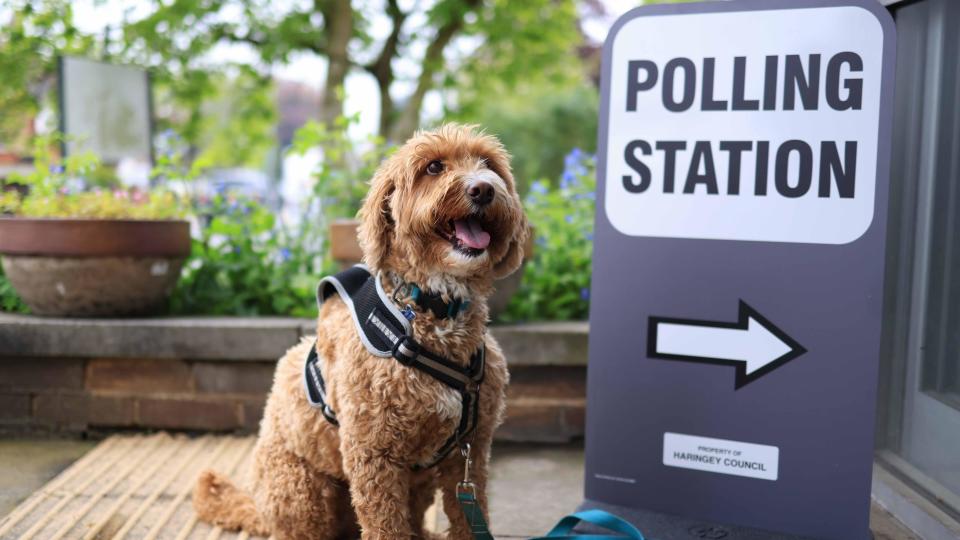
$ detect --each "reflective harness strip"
[303,264,485,469]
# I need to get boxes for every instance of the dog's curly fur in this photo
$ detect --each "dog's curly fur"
[193,124,529,540]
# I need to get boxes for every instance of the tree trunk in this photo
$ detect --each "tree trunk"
[388,0,478,141]
[319,0,353,124]
[370,0,406,139]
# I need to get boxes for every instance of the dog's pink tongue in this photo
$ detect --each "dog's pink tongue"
[454,217,491,249]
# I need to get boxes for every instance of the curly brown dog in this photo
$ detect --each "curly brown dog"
[193,124,529,540]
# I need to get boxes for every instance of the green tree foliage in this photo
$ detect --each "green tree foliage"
[456,84,597,192]
[446,0,595,191]
[0,1,95,149]
[119,0,585,143]
[2,0,586,168]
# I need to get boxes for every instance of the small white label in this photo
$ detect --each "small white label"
[663,432,779,481]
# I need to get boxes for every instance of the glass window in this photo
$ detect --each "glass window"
[878,0,960,518]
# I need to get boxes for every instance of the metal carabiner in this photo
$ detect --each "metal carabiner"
[392,282,410,304]
[460,443,472,485]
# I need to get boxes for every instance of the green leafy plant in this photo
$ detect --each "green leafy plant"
[0,265,28,313]
[170,115,390,317]
[501,149,595,322]
[289,114,389,223]
[169,196,323,317]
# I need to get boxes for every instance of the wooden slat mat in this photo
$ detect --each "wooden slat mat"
[0,434,265,540]
[0,434,443,540]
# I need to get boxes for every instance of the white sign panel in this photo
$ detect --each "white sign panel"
[60,56,152,164]
[603,6,884,244]
[663,432,780,481]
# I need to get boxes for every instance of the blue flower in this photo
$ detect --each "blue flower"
[564,148,583,169]
[279,248,292,261]
[530,180,548,195]
[49,165,65,174]
[535,236,547,247]
[565,215,574,224]
[585,232,594,242]
[580,287,590,301]
[560,170,577,190]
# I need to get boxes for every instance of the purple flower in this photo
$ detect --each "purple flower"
[580,287,590,301]
[49,165,65,174]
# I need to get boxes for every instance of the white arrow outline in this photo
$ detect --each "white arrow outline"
[647,301,806,389]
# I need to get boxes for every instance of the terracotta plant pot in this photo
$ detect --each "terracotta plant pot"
[0,217,191,317]
[329,219,533,319]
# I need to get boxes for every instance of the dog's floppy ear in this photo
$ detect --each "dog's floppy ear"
[357,164,397,272]
[492,211,530,280]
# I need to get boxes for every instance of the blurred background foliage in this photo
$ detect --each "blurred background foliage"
[502,149,596,322]
[0,0,626,320]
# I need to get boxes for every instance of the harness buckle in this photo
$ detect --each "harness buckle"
[392,335,420,366]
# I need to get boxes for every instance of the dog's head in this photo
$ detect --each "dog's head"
[357,124,528,294]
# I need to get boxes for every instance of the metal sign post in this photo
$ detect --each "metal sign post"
[583,1,895,538]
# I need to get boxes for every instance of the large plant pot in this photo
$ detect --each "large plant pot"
[0,217,191,317]
[329,219,532,319]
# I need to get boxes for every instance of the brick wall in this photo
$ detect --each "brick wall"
[0,357,272,433]
[0,315,587,441]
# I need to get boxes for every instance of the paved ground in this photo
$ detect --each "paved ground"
[0,438,920,539]
[0,438,95,517]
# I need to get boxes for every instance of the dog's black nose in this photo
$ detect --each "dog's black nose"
[467,181,495,206]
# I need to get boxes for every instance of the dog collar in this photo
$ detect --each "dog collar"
[404,284,470,320]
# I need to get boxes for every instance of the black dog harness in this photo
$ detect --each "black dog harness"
[303,265,485,469]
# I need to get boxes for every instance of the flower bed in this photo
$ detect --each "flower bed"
[1,125,597,323]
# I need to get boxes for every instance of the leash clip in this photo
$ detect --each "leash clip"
[457,443,476,496]
[392,282,411,304]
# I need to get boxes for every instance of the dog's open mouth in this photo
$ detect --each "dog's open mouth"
[439,215,491,257]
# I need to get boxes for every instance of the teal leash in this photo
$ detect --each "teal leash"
[455,500,646,540]
[529,509,646,540]
[454,442,643,540]
[456,485,496,540]
[456,443,497,540]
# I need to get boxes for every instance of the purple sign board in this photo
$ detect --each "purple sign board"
[583,1,895,538]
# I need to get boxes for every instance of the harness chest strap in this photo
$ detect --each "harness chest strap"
[303,264,485,469]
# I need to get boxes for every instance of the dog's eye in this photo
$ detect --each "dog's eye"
[426,160,444,176]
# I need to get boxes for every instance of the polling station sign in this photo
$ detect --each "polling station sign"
[583,1,895,539]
